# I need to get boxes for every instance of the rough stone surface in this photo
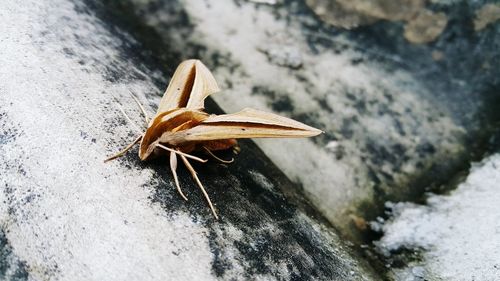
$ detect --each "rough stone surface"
[336,0,424,21]
[97,0,500,240]
[305,0,378,29]
[474,3,500,31]
[373,153,500,280]
[304,0,426,30]
[0,0,378,280]
[404,10,448,44]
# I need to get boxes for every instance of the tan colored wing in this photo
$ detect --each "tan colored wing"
[185,60,220,109]
[157,60,220,113]
[159,108,322,145]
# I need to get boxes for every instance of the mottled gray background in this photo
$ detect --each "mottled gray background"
[1,0,499,280]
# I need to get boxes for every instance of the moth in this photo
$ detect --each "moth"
[105,59,322,219]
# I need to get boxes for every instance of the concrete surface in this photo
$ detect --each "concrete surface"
[0,0,378,280]
[373,153,500,280]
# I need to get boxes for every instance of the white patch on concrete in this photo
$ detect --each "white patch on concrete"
[375,154,500,280]
[247,0,279,5]
[0,1,215,280]
[248,170,274,191]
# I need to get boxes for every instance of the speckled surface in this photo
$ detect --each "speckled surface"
[0,0,378,280]
[95,0,500,241]
[374,153,500,280]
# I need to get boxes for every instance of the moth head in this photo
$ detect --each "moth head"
[139,138,156,161]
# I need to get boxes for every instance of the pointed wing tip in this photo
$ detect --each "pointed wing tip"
[183,58,198,63]
[305,128,323,137]
[185,59,208,68]
[299,123,323,136]
[179,59,212,72]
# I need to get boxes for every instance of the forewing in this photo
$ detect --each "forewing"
[185,60,220,109]
[157,60,219,113]
[159,108,322,144]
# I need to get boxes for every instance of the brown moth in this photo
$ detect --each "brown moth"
[105,59,322,219]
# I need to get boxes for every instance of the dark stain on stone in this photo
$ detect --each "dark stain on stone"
[351,57,364,65]
[416,142,436,157]
[378,170,395,183]
[376,103,390,116]
[271,95,295,112]
[198,138,376,279]
[294,73,316,94]
[0,113,36,224]
[0,228,30,281]
[382,247,426,270]
[365,141,396,166]
[251,85,276,98]
[340,117,355,139]
[62,47,75,57]
[315,96,334,113]
[354,99,367,112]
[207,229,232,277]
[251,85,297,113]
[383,92,394,103]
[345,92,357,101]
[392,143,406,158]
[0,112,20,146]
[393,119,406,136]
[79,130,89,140]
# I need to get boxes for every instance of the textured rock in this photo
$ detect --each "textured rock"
[336,0,424,21]
[373,154,500,280]
[404,10,448,44]
[0,0,378,280]
[304,0,425,30]
[474,3,500,31]
[305,0,378,29]
[95,0,500,241]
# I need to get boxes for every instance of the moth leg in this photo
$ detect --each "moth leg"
[129,91,150,126]
[203,147,234,164]
[170,151,188,201]
[156,144,208,163]
[104,135,142,163]
[179,154,219,220]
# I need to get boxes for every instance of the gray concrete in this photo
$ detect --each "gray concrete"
[0,0,378,280]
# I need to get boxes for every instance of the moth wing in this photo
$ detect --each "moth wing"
[185,60,220,109]
[157,60,219,113]
[161,108,322,144]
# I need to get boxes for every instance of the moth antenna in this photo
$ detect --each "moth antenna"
[156,144,208,163]
[129,91,150,126]
[104,135,142,163]
[170,151,188,201]
[112,96,143,135]
[203,147,234,164]
[179,154,219,220]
